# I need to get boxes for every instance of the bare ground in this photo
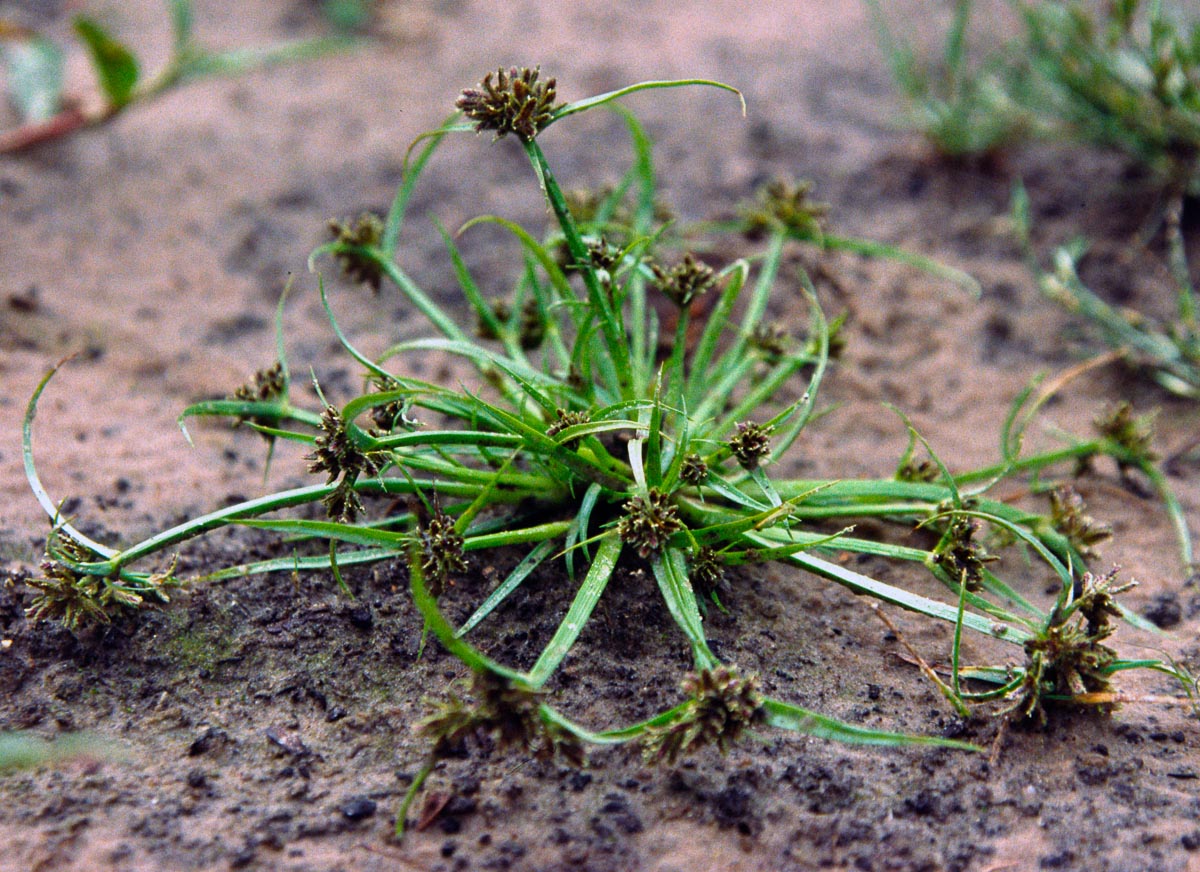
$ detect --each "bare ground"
[2,2,1200,870]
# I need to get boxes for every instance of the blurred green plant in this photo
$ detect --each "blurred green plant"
[0,0,351,152]
[865,0,1032,158]
[870,1,1200,401]
[868,0,1200,190]
[1020,0,1200,195]
[0,731,123,771]
[1012,180,1200,400]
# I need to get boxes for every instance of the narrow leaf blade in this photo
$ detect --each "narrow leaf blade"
[73,17,139,108]
[763,699,980,750]
[527,535,622,687]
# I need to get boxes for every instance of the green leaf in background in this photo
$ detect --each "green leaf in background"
[322,0,373,32]
[73,16,139,109]
[0,731,122,771]
[167,0,194,53]
[175,36,355,85]
[1,34,64,122]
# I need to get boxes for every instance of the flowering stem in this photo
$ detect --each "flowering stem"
[522,138,634,401]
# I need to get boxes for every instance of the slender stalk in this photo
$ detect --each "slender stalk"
[523,139,633,400]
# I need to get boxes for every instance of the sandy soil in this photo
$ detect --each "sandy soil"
[2,1,1200,870]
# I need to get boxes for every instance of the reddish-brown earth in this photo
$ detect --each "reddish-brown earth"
[2,2,1199,870]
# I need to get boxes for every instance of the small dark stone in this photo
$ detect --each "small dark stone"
[1039,849,1075,868]
[498,839,526,857]
[186,770,208,789]
[444,795,478,816]
[562,843,590,865]
[265,726,310,758]
[271,188,316,210]
[866,684,881,701]
[904,790,937,816]
[439,737,471,760]
[1181,830,1200,851]
[1114,722,1144,744]
[568,771,592,792]
[983,313,1012,341]
[346,605,373,630]
[441,840,458,858]
[590,821,614,840]
[339,796,377,821]
[599,793,628,815]
[187,727,229,757]
[7,285,38,313]
[107,844,135,863]
[1074,754,1112,786]
[612,812,643,835]
[940,718,969,739]
[453,775,481,796]
[204,313,268,345]
[326,706,348,723]
[1142,592,1182,629]
[712,785,751,827]
[230,847,256,869]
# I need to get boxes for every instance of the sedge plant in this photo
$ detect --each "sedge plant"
[865,0,1033,158]
[1011,180,1200,400]
[868,0,1200,189]
[870,1,1200,402]
[1016,1,1200,396]
[1017,0,1200,196]
[21,67,1198,833]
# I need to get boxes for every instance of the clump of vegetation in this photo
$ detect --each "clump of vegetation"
[865,0,1031,158]
[870,1,1200,400]
[1019,0,1200,196]
[0,0,351,152]
[1005,568,1132,724]
[27,530,179,632]
[1011,180,1200,400]
[869,0,1200,191]
[641,666,766,765]
[21,68,1196,834]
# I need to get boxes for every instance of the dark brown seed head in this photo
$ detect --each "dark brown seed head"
[457,66,560,142]
[728,421,773,470]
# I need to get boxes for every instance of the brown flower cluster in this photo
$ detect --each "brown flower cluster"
[457,66,560,142]
[642,666,765,764]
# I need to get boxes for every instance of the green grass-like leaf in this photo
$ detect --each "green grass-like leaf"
[74,17,139,109]
[550,79,745,126]
[527,534,622,687]
[762,699,980,750]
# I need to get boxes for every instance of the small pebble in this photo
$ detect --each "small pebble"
[340,796,377,821]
